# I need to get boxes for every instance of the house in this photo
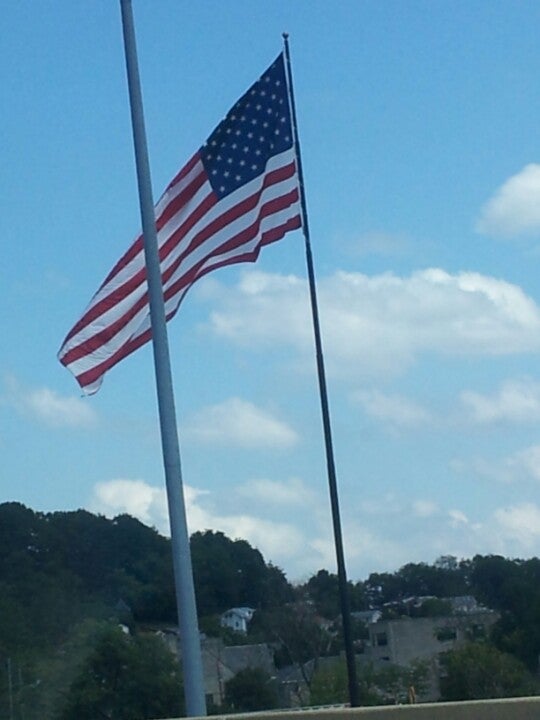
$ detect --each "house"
[351,609,382,625]
[277,663,310,708]
[204,638,276,707]
[156,629,275,708]
[220,607,255,634]
[361,609,498,700]
[444,595,479,614]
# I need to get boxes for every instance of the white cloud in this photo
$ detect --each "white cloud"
[477,164,540,237]
[360,493,401,516]
[508,445,540,482]
[353,503,521,569]
[308,523,415,580]
[469,443,540,485]
[354,389,431,428]
[91,479,170,531]
[448,509,469,527]
[460,379,540,424]
[413,500,439,518]
[217,515,305,561]
[203,269,540,379]
[343,499,525,574]
[183,397,298,448]
[5,377,97,428]
[237,477,314,506]
[89,477,540,579]
[89,478,308,571]
[25,388,97,428]
[351,231,411,257]
[494,503,540,549]
[91,479,220,537]
[207,272,312,351]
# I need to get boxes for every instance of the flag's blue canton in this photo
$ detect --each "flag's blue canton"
[200,54,293,200]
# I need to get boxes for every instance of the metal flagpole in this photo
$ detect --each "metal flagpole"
[282,34,360,708]
[119,1,206,715]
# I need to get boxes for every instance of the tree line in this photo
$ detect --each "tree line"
[1,502,540,717]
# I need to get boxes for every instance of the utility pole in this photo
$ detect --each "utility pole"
[6,658,14,720]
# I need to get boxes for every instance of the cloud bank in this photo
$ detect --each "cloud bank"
[460,379,540,424]
[204,269,540,378]
[182,397,298,448]
[354,389,431,428]
[89,476,540,581]
[477,164,540,237]
[4,377,97,428]
[90,478,309,573]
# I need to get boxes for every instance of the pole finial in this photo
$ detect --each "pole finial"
[282,31,289,40]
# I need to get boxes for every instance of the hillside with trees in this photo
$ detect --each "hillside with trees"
[1,502,540,717]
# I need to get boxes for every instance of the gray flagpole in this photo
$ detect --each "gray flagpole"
[119,1,206,715]
[282,34,360,707]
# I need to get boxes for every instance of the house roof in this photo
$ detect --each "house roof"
[222,607,255,619]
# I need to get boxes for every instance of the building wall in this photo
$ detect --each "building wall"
[156,630,275,709]
[163,696,540,720]
[357,611,498,701]
[366,612,497,666]
[201,638,275,708]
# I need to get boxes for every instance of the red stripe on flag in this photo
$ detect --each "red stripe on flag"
[61,182,299,367]
[61,161,297,351]
[74,213,301,392]
[97,154,203,291]
[61,186,217,347]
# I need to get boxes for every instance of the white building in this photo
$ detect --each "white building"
[220,607,255,634]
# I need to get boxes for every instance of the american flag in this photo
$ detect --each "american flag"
[58,53,302,394]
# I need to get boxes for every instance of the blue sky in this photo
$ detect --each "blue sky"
[3,0,540,582]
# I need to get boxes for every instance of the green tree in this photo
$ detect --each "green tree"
[440,642,538,701]
[311,659,429,706]
[304,570,341,619]
[223,668,279,712]
[302,570,368,621]
[470,555,540,671]
[364,557,468,608]
[413,598,453,618]
[251,603,333,689]
[368,661,429,705]
[19,618,112,720]
[59,626,183,720]
[263,562,295,608]
[191,530,292,616]
[309,660,348,705]
[326,616,368,656]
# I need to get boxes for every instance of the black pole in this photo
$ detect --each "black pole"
[282,34,359,708]
[6,658,14,720]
